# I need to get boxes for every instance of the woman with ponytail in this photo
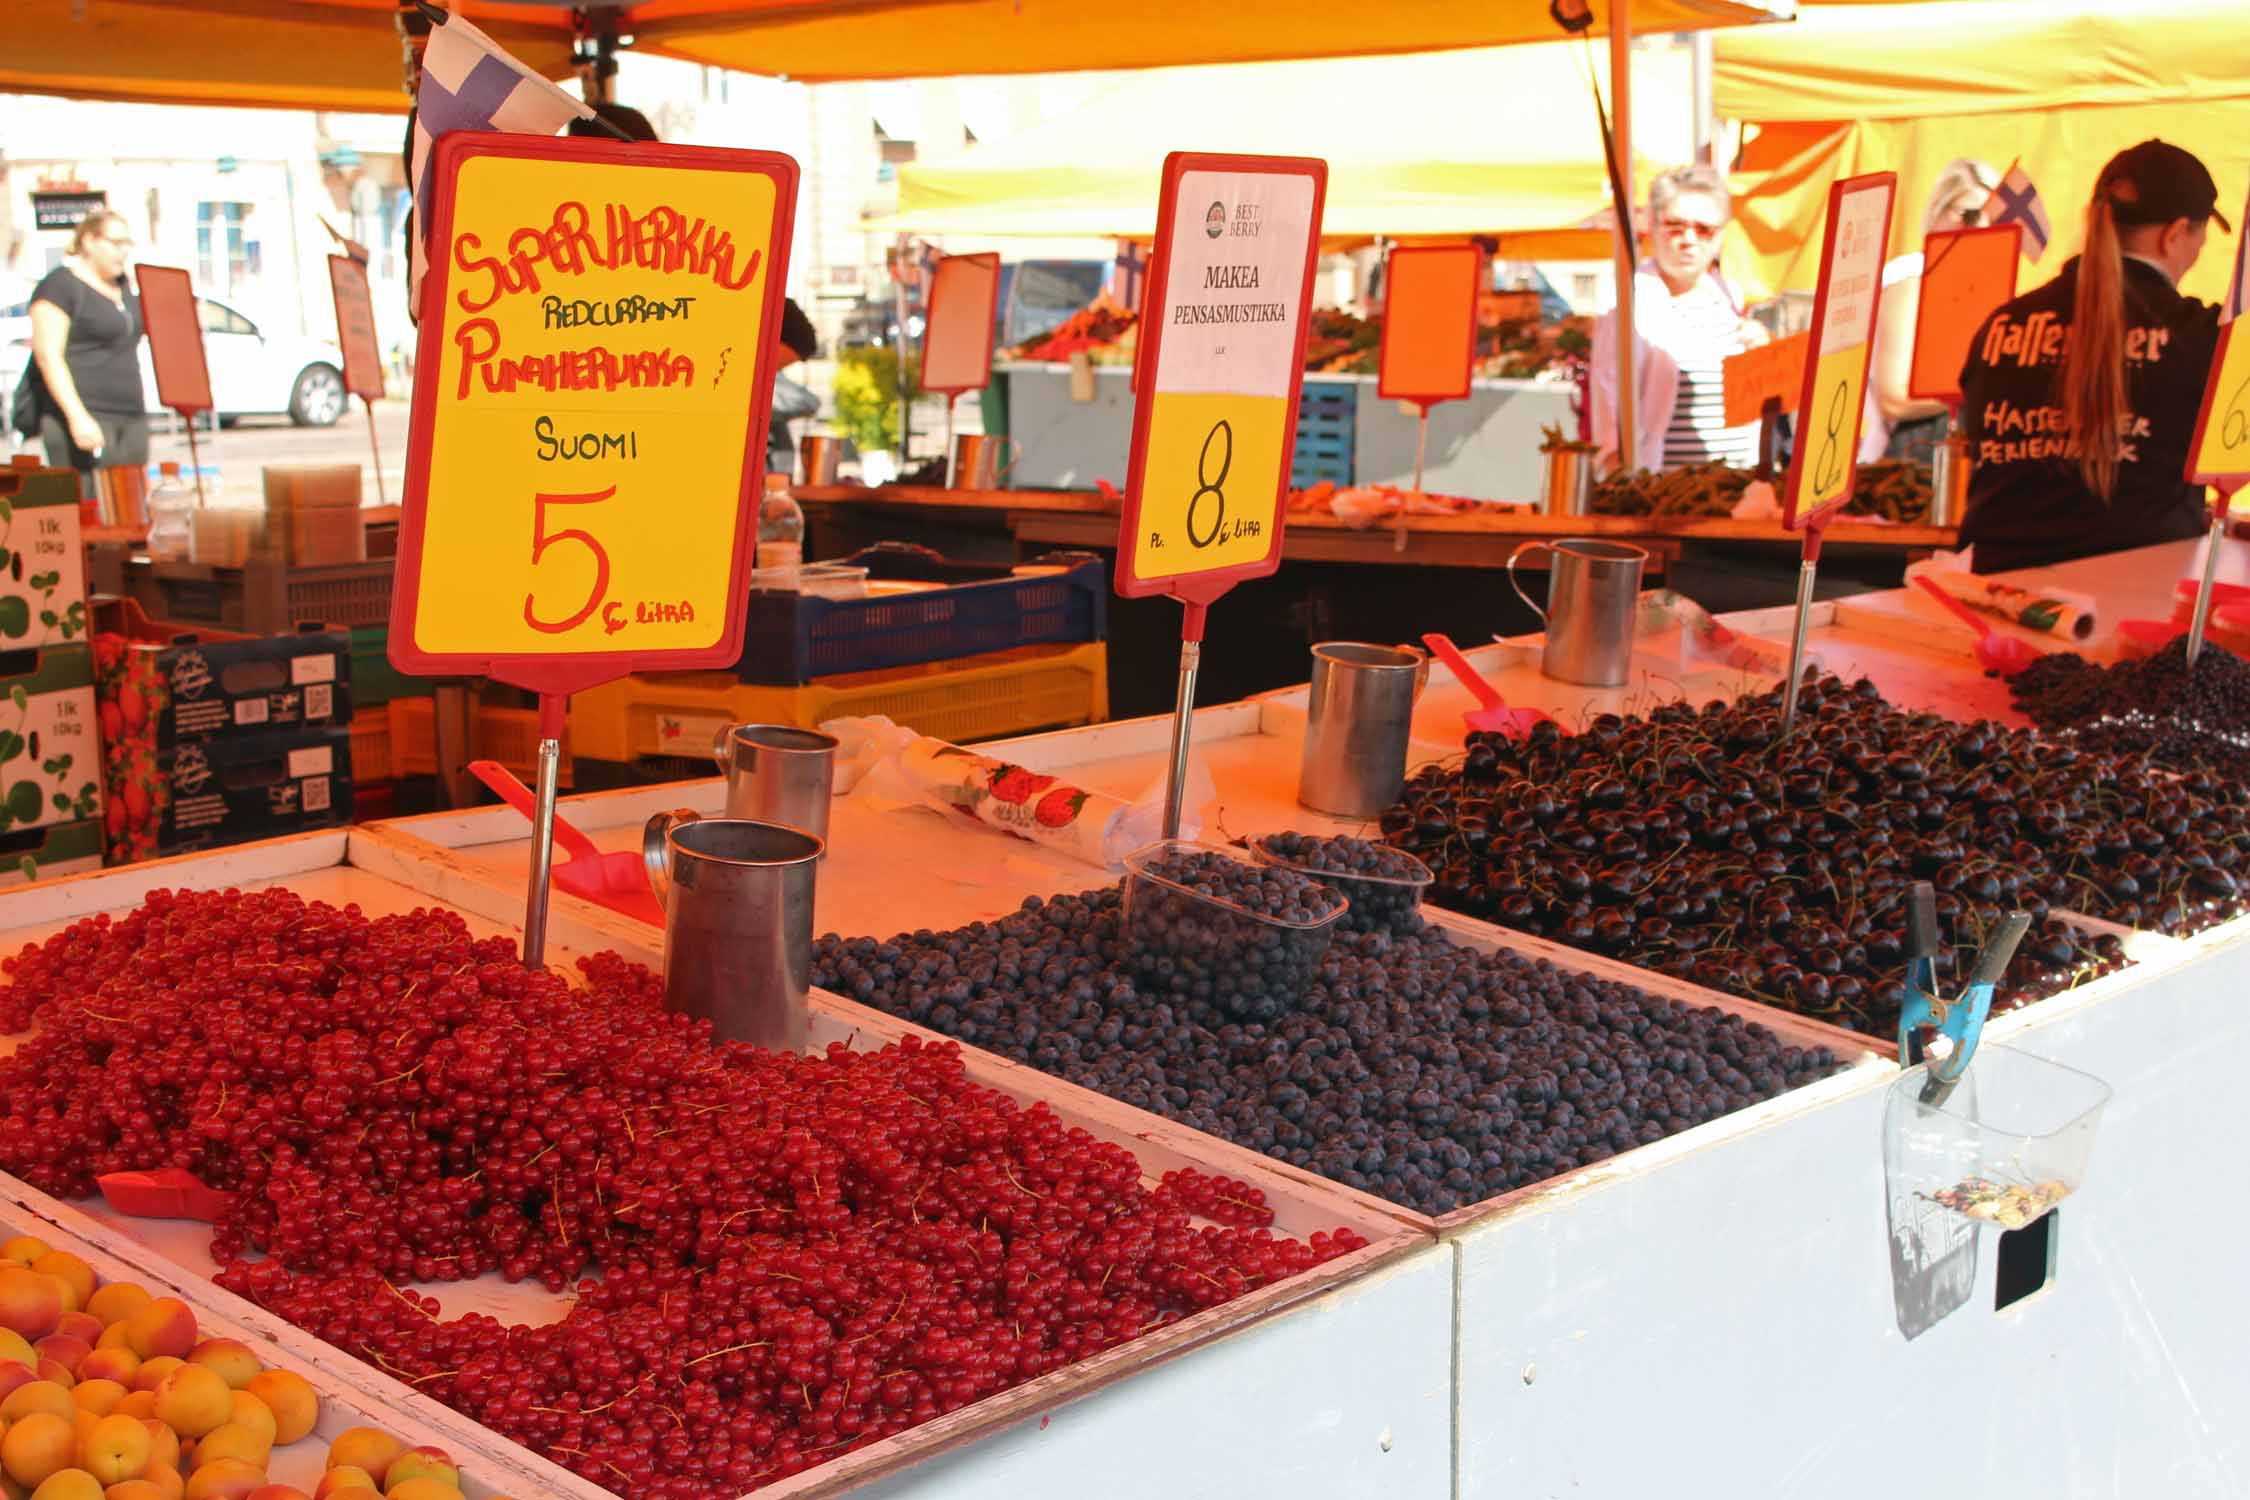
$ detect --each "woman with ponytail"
[1957,140,2228,572]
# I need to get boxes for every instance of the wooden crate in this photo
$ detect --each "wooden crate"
[0,831,1447,1500]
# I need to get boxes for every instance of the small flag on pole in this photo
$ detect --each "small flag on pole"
[1111,240,1147,312]
[407,11,590,316]
[1982,161,2052,265]
[2223,184,2249,325]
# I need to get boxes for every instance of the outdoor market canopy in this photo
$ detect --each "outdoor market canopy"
[5,0,1788,111]
[883,43,1684,253]
[1715,0,2250,302]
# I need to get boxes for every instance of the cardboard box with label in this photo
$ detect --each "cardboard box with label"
[153,726,353,857]
[0,466,89,649]
[0,818,103,885]
[0,645,101,838]
[98,620,351,750]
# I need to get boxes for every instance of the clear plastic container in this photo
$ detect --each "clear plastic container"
[1888,1045,2112,1230]
[800,563,870,600]
[145,461,193,562]
[1121,839,1347,1021]
[1249,833,1432,934]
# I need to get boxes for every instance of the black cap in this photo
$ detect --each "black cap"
[2101,139,2232,233]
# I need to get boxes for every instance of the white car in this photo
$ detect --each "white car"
[2,289,347,430]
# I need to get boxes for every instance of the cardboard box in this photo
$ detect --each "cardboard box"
[0,466,89,649]
[0,644,101,836]
[0,818,103,885]
[146,727,352,860]
[263,464,366,567]
[95,610,351,749]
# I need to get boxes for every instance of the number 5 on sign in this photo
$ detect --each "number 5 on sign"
[1783,172,1897,531]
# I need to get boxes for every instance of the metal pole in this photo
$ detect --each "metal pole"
[365,396,388,505]
[943,394,956,488]
[2184,514,2228,672]
[1161,637,1201,840]
[1396,409,1426,553]
[523,737,561,966]
[1779,551,1820,733]
[1609,0,1637,471]
[183,416,207,507]
[1690,31,1715,166]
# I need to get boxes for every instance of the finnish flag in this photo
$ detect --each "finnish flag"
[408,12,592,315]
[1983,162,2053,266]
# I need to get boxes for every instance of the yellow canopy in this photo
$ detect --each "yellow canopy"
[2,0,1785,111]
[885,44,1678,243]
[1715,0,2250,302]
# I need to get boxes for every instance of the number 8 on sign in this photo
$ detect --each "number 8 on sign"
[1187,421,1232,548]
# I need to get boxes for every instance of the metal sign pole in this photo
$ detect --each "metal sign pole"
[522,693,566,967]
[1160,603,1208,840]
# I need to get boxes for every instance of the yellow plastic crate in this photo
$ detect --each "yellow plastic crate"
[389,696,575,787]
[569,640,1109,762]
[350,705,394,783]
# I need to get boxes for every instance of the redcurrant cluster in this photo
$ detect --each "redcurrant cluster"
[0,889,1363,1498]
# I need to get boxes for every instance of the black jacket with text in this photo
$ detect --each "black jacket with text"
[1957,256,2219,573]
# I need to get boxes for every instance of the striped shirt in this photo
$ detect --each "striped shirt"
[1661,276,1757,468]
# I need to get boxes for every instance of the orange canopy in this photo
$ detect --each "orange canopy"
[3,0,1787,111]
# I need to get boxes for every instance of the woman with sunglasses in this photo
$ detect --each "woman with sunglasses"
[1858,159,2001,463]
[1957,139,2228,572]
[23,210,150,498]
[1590,164,1768,475]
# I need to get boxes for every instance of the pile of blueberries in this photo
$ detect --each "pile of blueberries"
[1253,832,1432,935]
[1123,847,1345,1021]
[812,837,1839,1216]
[2009,637,2250,783]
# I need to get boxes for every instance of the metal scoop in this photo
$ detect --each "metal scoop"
[1422,632,1557,738]
[1914,576,2043,677]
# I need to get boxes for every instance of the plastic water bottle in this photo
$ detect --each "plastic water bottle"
[145,462,194,562]
[757,472,804,590]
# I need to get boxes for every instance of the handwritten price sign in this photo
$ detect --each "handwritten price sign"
[1782,172,1896,531]
[2188,319,2250,494]
[391,135,797,694]
[134,265,212,416]
[1117,153,1327,602]
[328,254,385,403]
[1907,223,2021,403]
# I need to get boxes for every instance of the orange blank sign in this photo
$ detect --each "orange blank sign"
[921,252,1001,396]
[1379,244,1481,407]
[1908,223,2022,401]
[134,264,212,415]
[1723,331,1809,428]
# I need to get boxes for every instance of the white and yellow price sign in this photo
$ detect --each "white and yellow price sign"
[1118,154,1327,604]
[392,134,798,693]
[1783,172,1897,531]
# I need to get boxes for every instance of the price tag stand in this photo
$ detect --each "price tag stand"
[920,253,1002,486]
[1778,172,1898,732]
[133,265,214,506]
[1721,331,1807,486]
[1376,244,1480,552]
[1908,223,2023,528]
[394,133,800,963]
[1118,153,1328,837]
[2185,284,2250,670]
[327,253,390,505]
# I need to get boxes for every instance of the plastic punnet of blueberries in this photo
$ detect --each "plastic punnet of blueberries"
[813,834,1839,1217]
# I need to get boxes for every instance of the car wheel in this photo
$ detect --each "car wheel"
[289,364,346,427]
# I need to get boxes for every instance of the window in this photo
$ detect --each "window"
[197,300,256,337]
[195,202,257,298]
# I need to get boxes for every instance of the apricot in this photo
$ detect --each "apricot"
[0,1239,52,1268]
[77,1414,149,1486]
[237,1375,309,1451]
[320,1432,398,1483]
[2,1413,79,1488]
[121,1306,194,1365]
[151,1369,230,1441]
[2,1383,78,1423]
[180,1463,263,1500]
[179,1350,254,1397]
[67,1383,125,1418]
[127,1363,181,1397]
[81,1289,150,1334]
[75,1355,135,1390]
[0,1272,64,1343]
[306,1470,370,1500]
[29,1470,103,1500]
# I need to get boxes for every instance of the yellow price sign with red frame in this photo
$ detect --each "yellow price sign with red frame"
[392,133,798,696]
[2188,318,2250,495]
[1783,172,1897,532]
[1117,153,1327,606]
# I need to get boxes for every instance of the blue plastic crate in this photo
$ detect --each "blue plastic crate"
[735,558,1107,685]
[1291,379,1357,488]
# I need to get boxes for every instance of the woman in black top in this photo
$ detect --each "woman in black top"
[1957,140,2228,574]
[28,210,151,496]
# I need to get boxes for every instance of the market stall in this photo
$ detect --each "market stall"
[361,536,2250,1497]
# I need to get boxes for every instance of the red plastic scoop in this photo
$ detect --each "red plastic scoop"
[468,760,665,926]
[97,1167,231,1221]
[1914,577,2043,676]
[1422,632,1556,738]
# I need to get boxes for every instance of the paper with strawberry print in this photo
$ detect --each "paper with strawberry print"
[903,741,1125,868]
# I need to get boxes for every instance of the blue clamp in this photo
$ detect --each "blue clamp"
[1897,882,2033,1093]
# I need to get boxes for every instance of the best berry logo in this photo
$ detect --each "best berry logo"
[1205,201,1227,239]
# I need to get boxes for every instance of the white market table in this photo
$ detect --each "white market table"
[0,831,1449,1500]
[373,548,2250,1497]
